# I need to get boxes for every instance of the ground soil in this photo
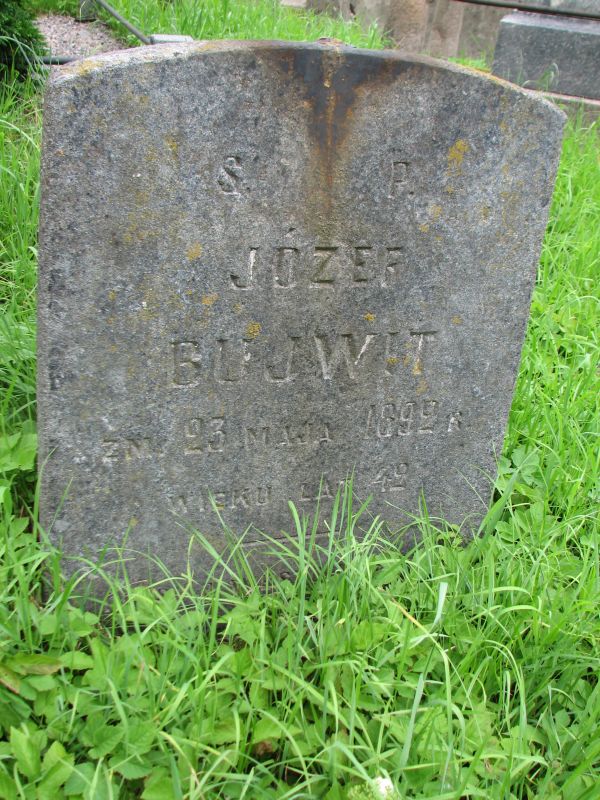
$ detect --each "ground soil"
[35,13,126,60]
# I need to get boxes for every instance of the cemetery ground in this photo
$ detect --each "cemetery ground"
[0,7,599,800]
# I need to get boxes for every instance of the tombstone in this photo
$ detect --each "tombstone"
[38,42,564,581]
[306,0,465,57]
[460,1,598,62]
[459,4,506,60]
[492,11,600,100]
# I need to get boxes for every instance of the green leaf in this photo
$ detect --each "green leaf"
[251,718,284,744]
[207,719,240,746]
[323,783,344,800]
[127,721,156,756]
[42,741,69,772]
[110,759,153,780]
[0,665,21,694]
[0,689,31,730]
[0,769,18,800]
[27,674,57,692]
[60,652,94,671]
[13,679,36,701]
[69,613,98,637]
[0,429,37,474]
[350,621,388,651]
[10,727,41,780]
[142,769,177,800]
[88,725,124,760]
[8,655,63,676]
[11,516,30,536]
[64,763,95,796]
[37,742,74,800]
[37,615,58,637]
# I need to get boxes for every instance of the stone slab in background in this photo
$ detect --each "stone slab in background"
[459,4,505,60]
[492,11,600,100]
[305,0,600,60]
[306,0,464,57]
[38,42,564,581]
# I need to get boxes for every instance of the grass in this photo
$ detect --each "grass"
[0,17,599,800]
[31,0,388,49]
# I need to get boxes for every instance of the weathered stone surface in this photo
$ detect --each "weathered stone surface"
[493,11,600,100]
[38,42,564,580]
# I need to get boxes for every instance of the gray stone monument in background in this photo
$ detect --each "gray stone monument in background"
[38,42,564,580]
[306,0,465,57]
[493,9,600,101]
[296,0,599,60]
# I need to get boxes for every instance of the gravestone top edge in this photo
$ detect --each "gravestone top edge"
[48,39,565,120]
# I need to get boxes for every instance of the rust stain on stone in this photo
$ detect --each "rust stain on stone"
[259,46,409,235]
[285,48,406,156]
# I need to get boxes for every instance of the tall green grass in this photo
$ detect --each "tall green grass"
[31,0,388,49]
[0,62,598,800]
[0,73,38,516]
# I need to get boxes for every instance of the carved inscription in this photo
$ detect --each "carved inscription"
[365,401,438,438]
[172,341,202,386]
[447,412,463,433]
[216,155,412,199]
[231,246,257,289]
[299,475,346,503]
[383,331,437,377]
[314,334,376,380]
[229,243,406,289]
[389,160,410,198]
[410,331,436,376]
[312,247,337,284]
[299,465,408,502]
[179,416,332,453]
[275,247,298,288]
[245,420,331,450]
[217,155,243,196]
[265,336,299,383]
[184,416,226,454]
[168,485,272,515]
[371,463,408,493]
[364,402,464,438]
[177,406,461,457]
[215,338,252,383]
[353,246,376,283]
[172,330,437,386]
[102,437,152,464]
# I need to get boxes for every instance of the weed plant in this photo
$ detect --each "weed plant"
[0,61,598,800]
[0,1,47,78]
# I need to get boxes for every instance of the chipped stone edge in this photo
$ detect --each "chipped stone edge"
[47,39,567,123]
